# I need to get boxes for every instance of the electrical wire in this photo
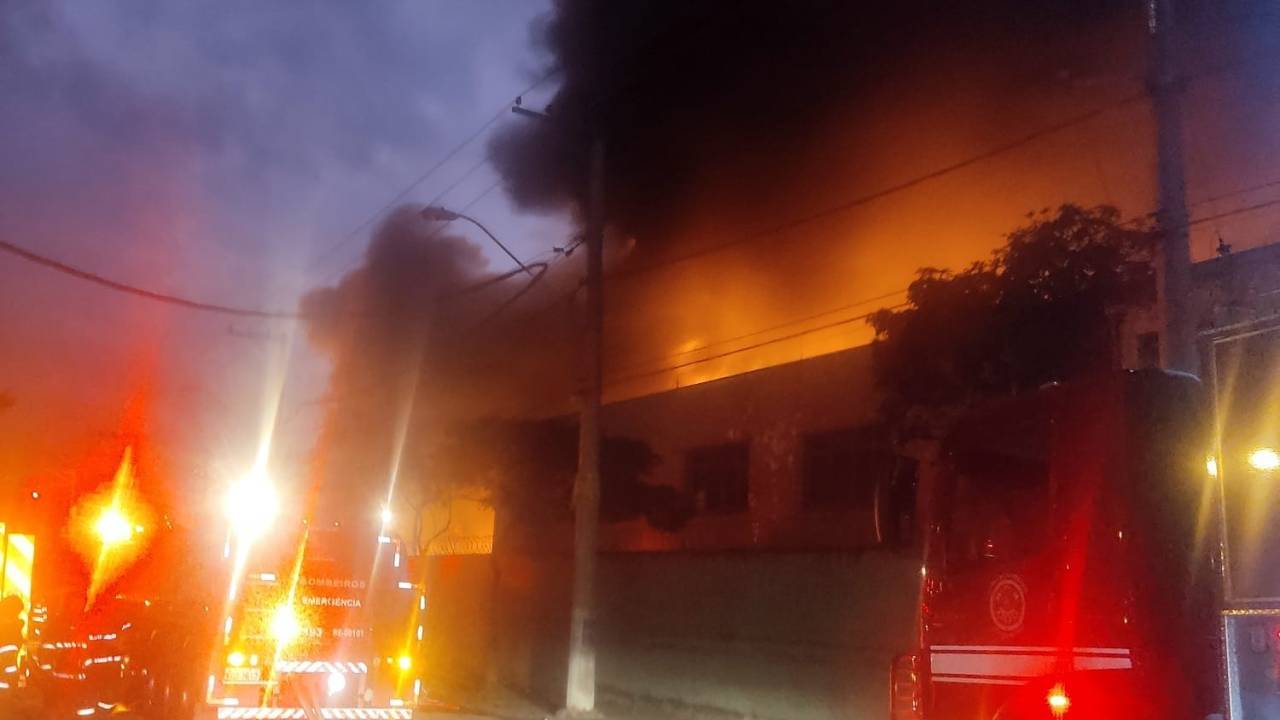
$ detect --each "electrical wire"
[1187,195,1280,229]
[471,262,551,328]
[438,260,548,303]
[597,185,1280,385]
[611,90,1149,282]
[607,287,910,374]
[604,303,908,389]
[310,70,557,270]
[0,238,299,319]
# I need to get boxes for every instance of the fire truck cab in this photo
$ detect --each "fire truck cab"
[205,522,423,719]
[892,370,1223,720]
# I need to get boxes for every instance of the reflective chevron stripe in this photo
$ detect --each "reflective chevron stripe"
[929,645,1132,686]
[215,709,411,719]
[272,660,369,674]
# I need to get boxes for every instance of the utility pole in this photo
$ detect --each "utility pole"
[565,135,605,716]
[1149,0,1197,374]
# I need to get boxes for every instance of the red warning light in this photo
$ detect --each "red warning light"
[1046,684,1071,717]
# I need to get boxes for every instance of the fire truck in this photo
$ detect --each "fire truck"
[204,513,424,720]
[890,369,1225,719]
[1205,316,1280,720]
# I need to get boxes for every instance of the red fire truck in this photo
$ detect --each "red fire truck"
[890,370,1223,719]
[204,517,423,719]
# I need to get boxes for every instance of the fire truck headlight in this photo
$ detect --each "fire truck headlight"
[225,474,279,540]
[1249,447,1280,472]
[397,654,412,671]
[269,604,301,644]
[326,671,346,696]
[227,651,245,668]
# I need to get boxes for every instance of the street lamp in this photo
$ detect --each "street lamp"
[420,206,532,276]
[1249,447,1280,472]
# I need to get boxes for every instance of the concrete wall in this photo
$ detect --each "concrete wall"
[427,548,921,719]
[592,550,919,720]
[422,347,922,717]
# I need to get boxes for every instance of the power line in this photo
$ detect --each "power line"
[1187,196,1280,230]
[310,70,557,271]
[600,187,1280,384]
[605,303,906,388]
[0,238,298,319]
[612,91,1149,282]
[320,173,506,285]
[1189,177,1280,212]
[607,287,909,374]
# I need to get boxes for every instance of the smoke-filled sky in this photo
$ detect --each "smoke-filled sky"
[0,0,562,521]
[8,1,1280,526]
[490,0,1280,398]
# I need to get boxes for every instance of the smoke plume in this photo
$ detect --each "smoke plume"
[301,207,579,512]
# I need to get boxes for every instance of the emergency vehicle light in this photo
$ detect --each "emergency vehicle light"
[1047,684,1071,718]
[225,474,279,540]
[1249,447,1280,471]
[270,604,301,644]
[326,670,346,696]
[94,507,134,546]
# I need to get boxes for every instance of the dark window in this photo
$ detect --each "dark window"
[1137,331,1161,369]
[802,427,894,510]
[944,449,1050,571]
[685,442,749,514]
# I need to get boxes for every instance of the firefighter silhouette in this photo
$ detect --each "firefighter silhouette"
[0,596,23,689]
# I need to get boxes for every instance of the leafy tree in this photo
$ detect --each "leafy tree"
[867,204,1158,438]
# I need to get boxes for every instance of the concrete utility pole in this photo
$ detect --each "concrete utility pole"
[566,135,605,715]
[1149,0,1198,374]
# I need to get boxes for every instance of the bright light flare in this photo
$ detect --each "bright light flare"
[269,604,301,645]
[1249,447,1280,472]
[225,473,279,540]
[397,654,411,671]
[1046,684,1071,718]
[227,651,245,668]
[326,671,346,696]
[74,447,154,608]
[1206,455,1219,478]
[380,507,393,526]
[94,508,134,546]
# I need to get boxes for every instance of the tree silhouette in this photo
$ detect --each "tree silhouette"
[868,204,1158,437]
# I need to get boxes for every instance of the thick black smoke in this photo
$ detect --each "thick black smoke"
[301,207,576,512]
[489,0,1144,255]
[302,207,687,527]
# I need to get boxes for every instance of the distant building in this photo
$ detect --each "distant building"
[599,345,916,553]
[586,242,1280,554]
[1118,241,1280,369]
